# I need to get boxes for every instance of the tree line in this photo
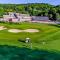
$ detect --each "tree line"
[0,3,60,21]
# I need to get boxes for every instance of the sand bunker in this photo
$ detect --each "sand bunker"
[8,29,39,33]
[0,26,39,33]
[0,26,7,30]
[8,29,22,33]
[23,29,39,33]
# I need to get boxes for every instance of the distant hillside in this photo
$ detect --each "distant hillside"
[0,3,60,21]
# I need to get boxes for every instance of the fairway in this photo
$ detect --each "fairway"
[0,22,60,51]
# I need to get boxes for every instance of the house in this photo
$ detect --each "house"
[0,12,50,23]
[3,12,32,23]
[18,14,32,22]
[32,16,49,21]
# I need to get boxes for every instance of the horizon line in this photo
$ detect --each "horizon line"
[0,3,58,6]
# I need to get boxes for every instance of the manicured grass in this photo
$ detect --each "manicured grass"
[0,22,60,51]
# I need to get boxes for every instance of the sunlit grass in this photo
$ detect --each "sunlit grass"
[0,22,60,51]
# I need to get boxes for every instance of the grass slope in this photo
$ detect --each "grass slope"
[0,22,59,51]
[0,45,60,60]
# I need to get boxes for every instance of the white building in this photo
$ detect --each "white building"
[2,12,32,23]
[0,12,50,23]
[32,16,49,21]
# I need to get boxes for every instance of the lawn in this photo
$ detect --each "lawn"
[0,22,60,51]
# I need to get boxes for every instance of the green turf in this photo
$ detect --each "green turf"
[0,45,60,60]
[0,22,60,51]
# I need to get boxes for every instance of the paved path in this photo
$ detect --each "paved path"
[31,21,60,24]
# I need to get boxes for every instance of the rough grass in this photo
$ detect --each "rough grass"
[0,22,60,51]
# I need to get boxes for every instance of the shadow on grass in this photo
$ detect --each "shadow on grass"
[48,24,60,28]
[0,45,60,60]
[18,39,25,43]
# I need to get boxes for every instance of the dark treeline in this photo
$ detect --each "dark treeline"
[0,3,60,21]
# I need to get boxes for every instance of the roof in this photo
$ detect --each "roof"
[32,16,49,21]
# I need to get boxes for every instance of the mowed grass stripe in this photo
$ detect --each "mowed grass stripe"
[0,23,59,51]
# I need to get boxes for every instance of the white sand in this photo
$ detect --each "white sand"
[0,26,7,30]
[23,29,39,33]
[0,26,39,33]
[8,29,22,33]
[8,29,39,33]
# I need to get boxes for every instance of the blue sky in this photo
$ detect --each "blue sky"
[0,0,60,5]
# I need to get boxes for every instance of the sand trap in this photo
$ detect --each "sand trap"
[23,29,39,33]
[8,29,39,33]
[0,26,39,33]
[0,26,7,30]
[8,29,22,33]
